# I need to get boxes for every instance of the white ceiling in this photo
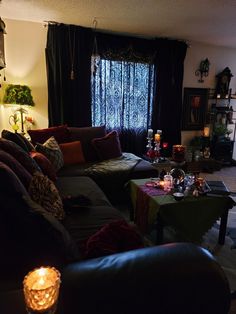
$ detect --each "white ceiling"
[1,0,236,48]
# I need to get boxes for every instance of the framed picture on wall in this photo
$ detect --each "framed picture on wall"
[182,87,209,130]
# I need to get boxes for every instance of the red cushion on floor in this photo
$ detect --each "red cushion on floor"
[85,219,144,259]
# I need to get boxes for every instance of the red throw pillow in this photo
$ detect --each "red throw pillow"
[59,141,85,165]
[85,219,144,259]
[92,130,122,161]
[28,125,69,145]
[30,151,57,181]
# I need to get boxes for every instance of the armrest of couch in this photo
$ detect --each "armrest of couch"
[60,243,231,314]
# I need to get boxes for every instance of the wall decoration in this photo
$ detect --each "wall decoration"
[195,58,210,83]
[215,67,233,98]
[182,87,209,130]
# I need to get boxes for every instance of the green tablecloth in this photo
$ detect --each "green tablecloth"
[127,178,235,242]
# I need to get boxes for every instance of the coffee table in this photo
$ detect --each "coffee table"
[127,178,235,244]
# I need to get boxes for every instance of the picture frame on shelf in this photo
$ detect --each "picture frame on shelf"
[182,87,209,130]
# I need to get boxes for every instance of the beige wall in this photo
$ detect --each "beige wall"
[0,18,48,132]
[1,19,236,157]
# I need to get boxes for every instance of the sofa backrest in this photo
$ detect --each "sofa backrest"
[68,125,106,161]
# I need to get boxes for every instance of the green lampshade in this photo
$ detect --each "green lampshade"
[3,84,34,106]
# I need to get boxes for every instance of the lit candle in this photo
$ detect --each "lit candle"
[154,133,161,142]
[217,94,221,98]
[159,180,165,189]
[172,145,186,162]
[147,129,153,138]
[23,266,61,313]
[203,126,210,137]
[162,142,168,149]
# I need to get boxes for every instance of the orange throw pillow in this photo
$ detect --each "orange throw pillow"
[59,141,85,165]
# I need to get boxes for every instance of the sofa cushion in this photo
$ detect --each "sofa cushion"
[35,136,64,171]
[0,161,28,195]
[0,149,32,188]
[1,129,34,152]
[68,126,106,162]
[28,124,69,145]
[92,130,122,161]
[63,205,124,257]
[55,176,112,207]
[59,141,85,165]
[30,151,57,181]
[85,219,144,259]
[0,138,40,175]
[28,171,65,220]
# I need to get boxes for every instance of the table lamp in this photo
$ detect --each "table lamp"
[23,266,61,314]
[3,84,34,134]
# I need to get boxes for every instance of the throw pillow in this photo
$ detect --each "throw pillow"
[35,136,64,171]
[85,219,144,259]
[68,125,106,162]
[59,141,85,165]
[30,151,57,181]
[0,138,41,174]
[17,133,35,152]
[0,149,32,188]
[92,130,122,161]
[28,125,69,145]
[0,161,29,196]
[1,129,30,152]
[28,171,65,220]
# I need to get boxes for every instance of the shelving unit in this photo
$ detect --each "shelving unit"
[207,88,236,164]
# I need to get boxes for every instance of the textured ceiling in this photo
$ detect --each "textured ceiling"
[1,0,236,48]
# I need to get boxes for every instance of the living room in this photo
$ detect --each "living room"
[1,1,236,313]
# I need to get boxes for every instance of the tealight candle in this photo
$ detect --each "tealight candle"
[23,266,61,313]
[203,126,210,137]
[159,180,165,189]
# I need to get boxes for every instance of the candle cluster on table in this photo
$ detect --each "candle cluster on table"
[172,145,186,162]
[146,129,163,163]
[23,266,61,314]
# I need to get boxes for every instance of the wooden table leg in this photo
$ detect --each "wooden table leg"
[218,208,229,245]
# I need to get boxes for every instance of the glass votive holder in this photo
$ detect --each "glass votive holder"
[172,145,186,162]
[23,266,61,314]
[163,174,173,192]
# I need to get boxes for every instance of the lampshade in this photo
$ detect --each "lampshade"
[3,84,34,106]
[3,84,34,134]
[23,266,61,314]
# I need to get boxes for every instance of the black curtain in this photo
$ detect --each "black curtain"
[46,24,93,127]
[152,39,187,155]
[46,24,187,156]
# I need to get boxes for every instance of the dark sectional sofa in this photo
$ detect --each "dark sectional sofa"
[0,125,232,314]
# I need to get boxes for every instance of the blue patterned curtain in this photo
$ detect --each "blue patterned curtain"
[91,58,154,155]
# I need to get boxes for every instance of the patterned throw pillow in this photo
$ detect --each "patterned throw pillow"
[35,136,64,171]
[28,171,65,220]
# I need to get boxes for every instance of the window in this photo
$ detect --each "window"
[91,58,154,132]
